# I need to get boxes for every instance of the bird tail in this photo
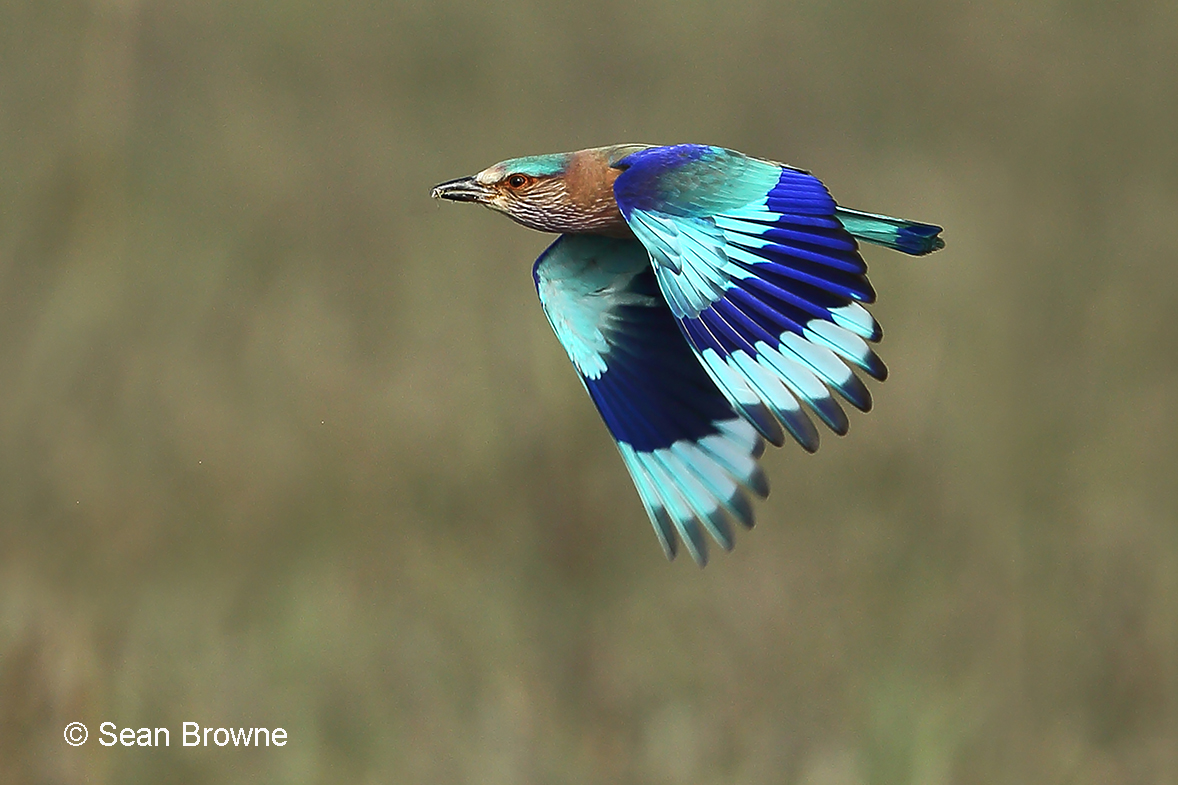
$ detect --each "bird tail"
[835,207,945,256]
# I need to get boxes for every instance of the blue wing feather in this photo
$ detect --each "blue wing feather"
[612,144,936,451]
[534,234,770,565]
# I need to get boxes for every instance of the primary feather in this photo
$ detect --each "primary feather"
[433,143,944,565]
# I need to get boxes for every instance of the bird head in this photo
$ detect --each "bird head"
[431,145,649,235]
[431,153,571,228]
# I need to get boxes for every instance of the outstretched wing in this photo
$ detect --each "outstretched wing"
[613,144,942,451]
[533,233,770,565]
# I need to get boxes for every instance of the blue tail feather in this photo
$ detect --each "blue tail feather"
[835,208,945,256]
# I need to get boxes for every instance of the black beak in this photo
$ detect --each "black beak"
[431,176,490,203]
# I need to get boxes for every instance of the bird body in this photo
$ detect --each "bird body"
[433,144,944,565]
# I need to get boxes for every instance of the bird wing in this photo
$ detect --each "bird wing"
[533,233,770,565]
[613,144,908,451]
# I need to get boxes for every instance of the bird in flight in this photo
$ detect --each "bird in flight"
[433,144,943,565]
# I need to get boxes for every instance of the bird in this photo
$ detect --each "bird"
[432,144,943,565]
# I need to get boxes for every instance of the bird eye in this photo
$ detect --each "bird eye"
[506,174,530,189]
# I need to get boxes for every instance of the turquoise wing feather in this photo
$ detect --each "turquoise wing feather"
[613,144,943,452]
[533,234,770,565]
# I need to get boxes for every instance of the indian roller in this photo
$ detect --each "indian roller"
[432,144,944,565]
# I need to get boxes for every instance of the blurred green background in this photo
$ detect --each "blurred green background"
[2,0,1176,782]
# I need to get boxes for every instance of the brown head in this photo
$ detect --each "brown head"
[431,144,650,236]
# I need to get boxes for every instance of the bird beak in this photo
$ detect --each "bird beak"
[431,176,492,203]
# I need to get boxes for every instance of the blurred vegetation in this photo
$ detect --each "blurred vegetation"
[1,0,1176,782]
